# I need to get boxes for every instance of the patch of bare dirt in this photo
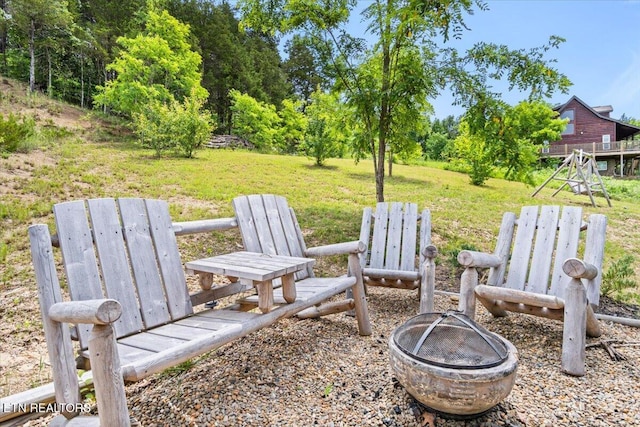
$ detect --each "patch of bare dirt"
[598,295,640,319]
[0,151,57,196]
[1,78,94,132]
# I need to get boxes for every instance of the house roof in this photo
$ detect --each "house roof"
[554,95,640,140]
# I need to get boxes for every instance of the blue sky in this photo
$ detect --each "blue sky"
[352,0,640,119]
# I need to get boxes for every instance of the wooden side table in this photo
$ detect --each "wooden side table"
[185,251,315,313]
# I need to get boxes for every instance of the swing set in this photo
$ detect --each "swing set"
[532,149,612,207]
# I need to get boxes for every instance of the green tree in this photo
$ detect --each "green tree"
[94,6,207,117]
[171,93,215,158]
[454,100,566,185]
[167,1,291,133]
[230,89,281,151]
[0,0,8,72]
[132,92,214,158]
[8,0,73,92]
[238,0,570,202]
[277,98,307,153]
[421,115,459,161]
[452,120,497,185]
[301,89,349,165]
[283,34,326,104]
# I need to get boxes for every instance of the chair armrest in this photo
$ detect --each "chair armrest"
[48,299,122,325]
[172,217,237,235]
[457,250,502,268]
[305,240,366,257]
[563,258,598,280]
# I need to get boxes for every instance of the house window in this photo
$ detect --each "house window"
[602,134,611,150]
[561,109,575,135]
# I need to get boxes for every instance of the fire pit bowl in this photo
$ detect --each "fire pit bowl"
[389,311,518,417]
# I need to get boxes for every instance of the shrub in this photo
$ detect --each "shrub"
[171,95,214,158]
[601,255,637,299]
[132,94,214,158]
[0,113,35,153]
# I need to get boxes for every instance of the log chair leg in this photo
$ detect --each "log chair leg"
[562,278,587,377]
[348,253,372,336]
[419,256,436,314]
[458,267,478,319]
[89,324,131,427]
[586,305,603,338]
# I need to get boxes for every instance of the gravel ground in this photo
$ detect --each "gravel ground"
[24,285,640,427]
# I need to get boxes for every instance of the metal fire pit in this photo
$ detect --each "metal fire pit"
[389,311,518,417]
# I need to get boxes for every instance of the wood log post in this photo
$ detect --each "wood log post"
[586,305,603,337]
[458,267,478,319]
[296,300,355,318]
[561,257,601,376]
[348,252,372,336]
[419,245,438,314]
[562,277,587,376]
[29,224,82,420]
[88,324,131,427]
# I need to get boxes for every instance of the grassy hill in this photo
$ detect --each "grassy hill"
[1,76,639,397]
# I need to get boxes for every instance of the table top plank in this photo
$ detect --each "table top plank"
[185,251,315,282]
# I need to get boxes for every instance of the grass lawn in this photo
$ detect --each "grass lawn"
[2,136,639,293]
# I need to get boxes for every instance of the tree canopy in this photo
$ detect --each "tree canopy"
[2,0,576,189]
[238,0,571,201]
[93,7,207,117]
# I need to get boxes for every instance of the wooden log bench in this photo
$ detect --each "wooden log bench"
[13,197,371,426]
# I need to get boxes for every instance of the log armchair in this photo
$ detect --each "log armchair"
[359,202,437,313]
[456,205,607,376]
[231,194,372,333]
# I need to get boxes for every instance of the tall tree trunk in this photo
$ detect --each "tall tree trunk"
[47,48,52,97]
[29,19,35,93]
[80,54,85,108]
[0,0,7,73]
[376,140,385,202]
[388,148,393,177]
[375,0,393,202]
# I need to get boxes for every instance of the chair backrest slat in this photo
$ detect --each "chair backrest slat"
[505,206,539,290]
[418,209,431,267]
[232,195,262,252]
[87,198,144,336]
[400,203,418,271]
[359,207,373,268]
[54,200,106,348]
[487,212,517,286]
[525,206,560,294]
[245,194,278,255]
[143,199,192,320]
[273,196,308,258]
[261,194,292,255]
[583,214,607,306]
[549,206,582,297]
[118,198,173,329]
[384,203,404,270]
[369,203,389,269]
